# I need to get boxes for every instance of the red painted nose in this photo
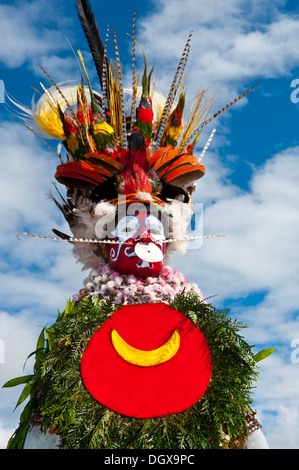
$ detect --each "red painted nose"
[137,230,155,244]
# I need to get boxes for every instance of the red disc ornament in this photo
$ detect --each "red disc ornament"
[81,303,212,418]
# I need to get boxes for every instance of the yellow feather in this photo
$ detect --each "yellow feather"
[35,103,65,140]
[34,85,80,140]
[93,121,114,136]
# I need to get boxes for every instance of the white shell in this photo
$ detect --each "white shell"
[244,429,269,449]
[23,425,61,449]
[134,242,163,262]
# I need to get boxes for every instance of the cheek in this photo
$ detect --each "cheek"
[108,241,166,277]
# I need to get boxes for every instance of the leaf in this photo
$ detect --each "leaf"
[64,299,75,316]
[254,348,277,363]
[7,422,30,449]
[36,327,46,353]
[45,326,56,351]
[14,381,33,411]
[23,328,47,370]
[24,348,45,370]
[2,375,34,388]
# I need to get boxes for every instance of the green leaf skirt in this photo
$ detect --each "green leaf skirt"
[6,291,259,449]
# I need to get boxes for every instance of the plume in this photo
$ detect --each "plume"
[76,0,105,89]
[112,30,127,148]
[101,25,110,111]
[182,83,259,150]
[155,31,193,147]
[130,10,138,131]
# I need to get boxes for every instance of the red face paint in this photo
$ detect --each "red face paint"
[108,210,166,278]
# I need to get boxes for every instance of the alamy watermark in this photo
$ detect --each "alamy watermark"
[0,79,4,104]
[95,198,204,251]
[290,79,299,103]
[290,339,299,364]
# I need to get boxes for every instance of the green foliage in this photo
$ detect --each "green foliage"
[2,375,33,388]
[254,348,276,363]
[7,292,259,449]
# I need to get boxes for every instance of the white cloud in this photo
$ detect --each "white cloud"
[1,0,299,450]
[0,423,15,450]
[136,0,299,100]
[168,144,299,448]
[0,0,81,84]
[0,1,64,68]
[0,120,85,449]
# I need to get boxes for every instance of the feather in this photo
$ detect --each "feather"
[164,163,205,187]
[22,123,63,162]
[55,161,105,189]
[77,50,102,115]
[183,83,259,150]
[90,177,118,202]
[178,88,215,149]
[76,0,105,88]
[52,229,71,240]
[158,181,190,202]
[158,154,198,179]
[130,10,138,131]
[101,25,110,112]
[48,184,78,227]
[112,30,127,148]
[84,152,122,174]
[149,145,173,167]
[155,31,192,146]
[40,67,77,121]
[151,148,185,173]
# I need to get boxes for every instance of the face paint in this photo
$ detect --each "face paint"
[108,211,166,278]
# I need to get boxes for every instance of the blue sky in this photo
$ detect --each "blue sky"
[1,0,299,449]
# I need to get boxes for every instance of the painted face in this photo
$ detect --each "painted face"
[108,210,166,278]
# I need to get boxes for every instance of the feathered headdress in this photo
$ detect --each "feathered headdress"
[12,0,258,268]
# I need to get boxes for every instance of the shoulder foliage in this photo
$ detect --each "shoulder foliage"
[6,292,258,449]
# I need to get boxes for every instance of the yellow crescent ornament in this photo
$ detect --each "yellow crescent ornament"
[111,328,180,367]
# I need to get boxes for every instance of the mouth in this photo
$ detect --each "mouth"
[111,328,180,367]
[134,241,164,262]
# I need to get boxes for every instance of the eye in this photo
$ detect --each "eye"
[111,215,140,242]
[145,215,165,241]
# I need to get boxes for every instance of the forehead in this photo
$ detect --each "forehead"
[108,203,172,237]
[116,203,163,222]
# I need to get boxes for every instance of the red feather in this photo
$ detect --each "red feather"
[55,161,104,188]
[158,154,198,178]
[121,164,152,195]
[164,163,205,186]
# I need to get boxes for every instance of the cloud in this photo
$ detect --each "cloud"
[168,143,299,448]
[0,0,81,84]
[252,355,299,449]
[198,146,299,295]
[0,423,15,450]
[1,0,299,450]
[0,119,85,449]
[0,1,64,67]
[136,0,299,99]
[172,145,299,322]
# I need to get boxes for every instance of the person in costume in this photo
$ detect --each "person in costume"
[4,0,271,449]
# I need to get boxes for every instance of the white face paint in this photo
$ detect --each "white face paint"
[145,215,165,242]
[110,215,140,242]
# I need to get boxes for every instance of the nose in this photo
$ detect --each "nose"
[137,230,155,244]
